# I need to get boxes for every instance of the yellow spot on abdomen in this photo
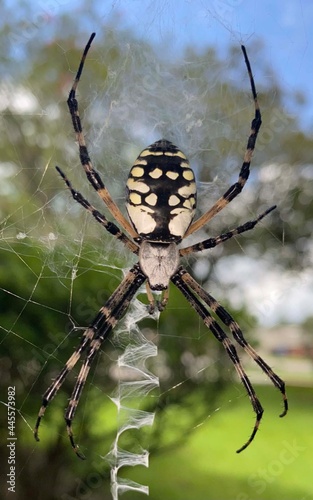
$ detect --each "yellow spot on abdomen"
[145,193,158,206]
[131,166,145,177]
[166,171,179,180]
[149,168,163,179]
[169,195,180,206]
[129,192,142,205]
[127,178,150,193]
[182,169,194,181]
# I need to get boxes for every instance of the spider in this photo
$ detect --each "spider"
[34,33,288,459]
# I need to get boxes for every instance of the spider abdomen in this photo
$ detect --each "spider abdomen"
[126,139,197,242]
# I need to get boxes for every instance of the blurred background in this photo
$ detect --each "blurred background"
[0,1,312,499]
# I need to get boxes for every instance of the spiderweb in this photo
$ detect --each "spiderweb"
[1,2,311,500]
[105,304,159,498]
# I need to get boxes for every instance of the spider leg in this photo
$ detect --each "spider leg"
[65,264,146,458]
[56,166,139,254]
[180,206,276,256]
[34,264,146,454]
[34,324,94,443]
[185,45,261,238]
[67,33,138,239]
[172,266,268,453]
[179,269,288,419]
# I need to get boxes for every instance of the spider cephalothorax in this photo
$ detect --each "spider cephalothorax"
[34,33,288,460]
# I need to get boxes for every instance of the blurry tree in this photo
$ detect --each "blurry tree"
[0,4,312,499]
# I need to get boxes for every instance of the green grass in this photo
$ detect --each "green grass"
[124,385,313,500]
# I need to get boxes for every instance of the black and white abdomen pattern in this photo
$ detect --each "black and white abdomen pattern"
[126,139,197,242]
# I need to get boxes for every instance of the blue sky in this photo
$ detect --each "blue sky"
[7,0,312,130]
[93,0,312,130]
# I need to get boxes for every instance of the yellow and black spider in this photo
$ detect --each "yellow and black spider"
[34,33,288,459]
